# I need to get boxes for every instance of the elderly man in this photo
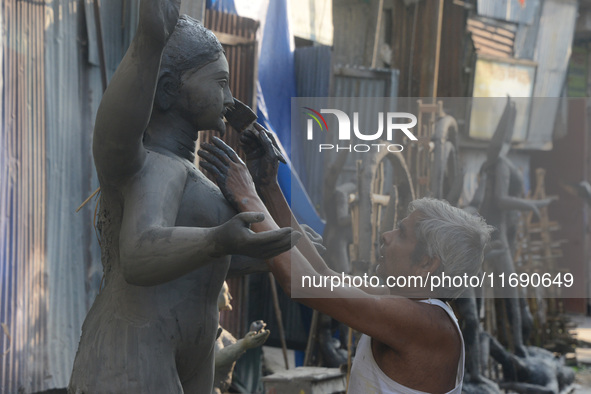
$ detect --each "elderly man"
[199,135,493,394]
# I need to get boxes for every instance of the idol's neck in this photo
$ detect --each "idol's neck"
[144,110,198,162]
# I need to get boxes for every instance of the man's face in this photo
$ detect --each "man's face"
[175,55,234,133]
[376,210,423,280]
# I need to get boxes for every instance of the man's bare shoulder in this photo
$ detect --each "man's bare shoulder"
[370,300,461,392]
[370,298,460,353]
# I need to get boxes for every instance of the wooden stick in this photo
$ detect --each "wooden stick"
[371,0,385,68]
[269,273,290,369]
[76,187,101,213]
[1,323,11,356]
[346,327,353,391]
[303,310,319,366]
[93,0,108,92]
[432,0,444,98]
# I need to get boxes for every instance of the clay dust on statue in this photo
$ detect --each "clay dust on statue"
[68,1,295,392]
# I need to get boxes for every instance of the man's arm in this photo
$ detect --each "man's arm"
[93,0,181,183]
[201,136,386,294]
[198,139,452,351]
[227,226,324,277]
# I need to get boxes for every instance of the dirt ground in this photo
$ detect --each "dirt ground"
[571,314,591,393]
[573,366,591,393]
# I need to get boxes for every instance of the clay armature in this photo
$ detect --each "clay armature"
[69,0,293,392]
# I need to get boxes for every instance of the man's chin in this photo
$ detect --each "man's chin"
[375,264,386,279]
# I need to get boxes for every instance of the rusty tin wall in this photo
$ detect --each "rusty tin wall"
[477,0,539,25]
[527,0,577,149]
[1,0,141,391]
[1,1,48,391]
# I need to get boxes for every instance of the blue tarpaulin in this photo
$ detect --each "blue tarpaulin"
[218,0,325,233]
[206,0,237,15]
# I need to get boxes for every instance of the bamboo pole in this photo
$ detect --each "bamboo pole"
[303,310,319,366]
[269,273,290,369]
[346,327,354,391]
[371,0,385,68]
[432,0,444,98]
[93,0,108,92]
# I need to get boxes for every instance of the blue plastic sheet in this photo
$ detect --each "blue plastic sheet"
[254,0,325,233]
[206,0,237,15]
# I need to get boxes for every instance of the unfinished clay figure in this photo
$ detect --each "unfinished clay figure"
[470,97,552,358]
[486,332,574,393]
[213,282,269,394]
[68,0,294,392]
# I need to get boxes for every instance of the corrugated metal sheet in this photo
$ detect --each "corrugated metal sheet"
[1,0,141,391]
[477,0,540,25]
[291,65,400,210]
[44,0,140,389]
[513,0,542,60]
[1,1,48,392]
[467,16,516,58]
[84,0,140,73]
[293,45,332,210]
[291,65,399,214]
[329,66,399,186]
[527,0,577,149]
[295,46,332,98]
[333,66,398,98]
[389,0,444,97]
[0,0,47,393]
[180,0,206,21]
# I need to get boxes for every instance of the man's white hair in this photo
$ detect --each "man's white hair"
[408,198,494,299]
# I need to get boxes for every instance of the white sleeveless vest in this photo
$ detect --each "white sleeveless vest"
[348,299,464,394]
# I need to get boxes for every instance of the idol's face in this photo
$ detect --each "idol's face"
[175,55,234,134]
[217,282,233,312]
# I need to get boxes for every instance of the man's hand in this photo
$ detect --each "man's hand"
[301,224,326,256]
[240,125,285,189]
[211,212,300,259]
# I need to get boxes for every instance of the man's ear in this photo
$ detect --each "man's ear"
[154,72,180,111]
[418,255,441,274]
